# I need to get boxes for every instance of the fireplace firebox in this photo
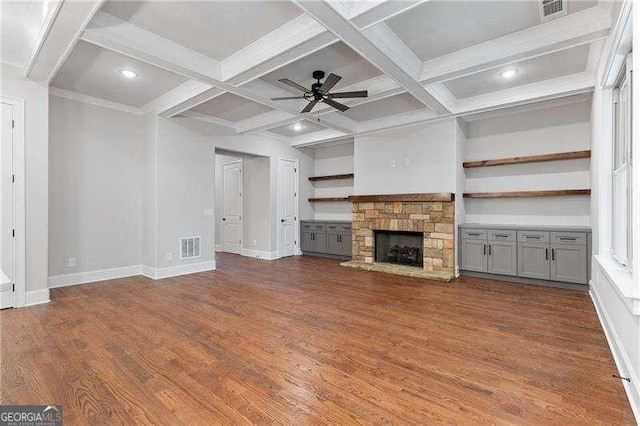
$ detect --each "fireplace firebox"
[374,230,423,268]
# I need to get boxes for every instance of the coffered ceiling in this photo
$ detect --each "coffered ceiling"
[1,0,616,147]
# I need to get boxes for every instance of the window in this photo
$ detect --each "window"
[612,53,633,268]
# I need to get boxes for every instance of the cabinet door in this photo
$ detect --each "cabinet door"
[488,241,517,276]
[461,239,487,272]
[550,244,587,284]
[340,233,352,257]
[326,233,342,255]
[312,232,327,253]
[301,231,314,252]
[518,243,549,280]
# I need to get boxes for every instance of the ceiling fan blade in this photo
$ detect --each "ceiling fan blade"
[301,100,319,113]
[271,96,304,100]
[323,98,350,112]
[279,78,309,93]
[329,90,368,98]
[319,73,342,93]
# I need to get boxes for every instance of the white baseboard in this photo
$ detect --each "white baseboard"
[152,260,216,279]
[49,261,217,288]
[215,244,222,252]
[25,289,50,306]
[590,286,640,421]
[241,248,278,260]
[48,265,143,288]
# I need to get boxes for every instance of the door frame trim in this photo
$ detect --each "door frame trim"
[277,157,299,259]
[220,159,243,254]
[1,97,25,307]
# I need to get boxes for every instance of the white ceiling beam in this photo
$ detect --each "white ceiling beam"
[80,12,352,134]
[176,110,238,130]
[50,86,144,115]
[290,128,351,146]
[419,6,611,85]
[455,71,595,114]
[141,80,213,116]
[292,71,595,147]
[165,0,425,117]
[235,111,298,134]
[294,0,451,114]
[25,0,105,81]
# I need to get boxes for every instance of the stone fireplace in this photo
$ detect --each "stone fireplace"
[341,193,455,281]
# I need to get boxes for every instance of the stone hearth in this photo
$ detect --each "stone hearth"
[341,193,455,281]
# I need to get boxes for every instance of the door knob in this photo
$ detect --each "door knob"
[222,218,226,221]
[281,219,286,223]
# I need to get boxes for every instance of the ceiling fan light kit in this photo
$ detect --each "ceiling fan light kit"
[271,70,368,113]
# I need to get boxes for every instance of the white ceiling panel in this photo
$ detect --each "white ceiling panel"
[261,42,382,95]
[51,40,188,107]
[444,44,591,99]
[191,93,273,122]
[269,120,328,137]
[387,1,598,61]
[0,1,59,66]
[341,93,426,122]
[100,0,303,61]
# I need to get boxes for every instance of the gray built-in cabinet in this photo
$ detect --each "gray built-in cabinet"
[459,224,591,289]
[301,221,352,259]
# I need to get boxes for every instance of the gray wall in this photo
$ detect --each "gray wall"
[1,64,49,295]
[354,119,458,195]
[155,118,215,269]
[49,95,145,276]
[464,99,591,226]
[312,142,354,221]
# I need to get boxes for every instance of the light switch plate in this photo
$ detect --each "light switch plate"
[204,208,214,217]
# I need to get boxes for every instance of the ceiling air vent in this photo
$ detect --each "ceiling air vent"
[180,237,201,260]
[539,0,567,22]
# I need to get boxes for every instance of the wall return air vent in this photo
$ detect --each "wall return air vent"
[539,0,567,22]
[180,237,201,259]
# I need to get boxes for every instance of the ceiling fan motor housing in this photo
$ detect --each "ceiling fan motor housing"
[312,70,325,81]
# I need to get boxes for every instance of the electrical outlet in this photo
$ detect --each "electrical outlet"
[166,252,173,261]
[67,258,76,267]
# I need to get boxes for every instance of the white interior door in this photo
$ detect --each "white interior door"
[279,158,298,258]
[1,103,14,309]
[222,160,243,254]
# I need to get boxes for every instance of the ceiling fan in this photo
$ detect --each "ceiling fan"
[270,70,367,113]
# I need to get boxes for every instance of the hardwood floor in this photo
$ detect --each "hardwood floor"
[1,253,634,424]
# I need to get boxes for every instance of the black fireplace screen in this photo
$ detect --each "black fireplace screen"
[374,230,423,267]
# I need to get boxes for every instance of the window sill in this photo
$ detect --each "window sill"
[594,254,640,308]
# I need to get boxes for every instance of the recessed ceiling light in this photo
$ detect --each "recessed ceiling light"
[119,69,138,78]
[292,123,303,131]
[500,69,518,79]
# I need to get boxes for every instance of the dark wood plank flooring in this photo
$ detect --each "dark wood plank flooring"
[1,253,634,424]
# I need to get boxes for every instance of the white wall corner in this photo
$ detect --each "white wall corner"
[24,289,50,306]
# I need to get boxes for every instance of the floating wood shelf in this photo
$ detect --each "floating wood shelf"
[309,173,354,182]
[349,193,455,202]
[463,189,591,198]
[463,150,591,168]
[308,197,351,203]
